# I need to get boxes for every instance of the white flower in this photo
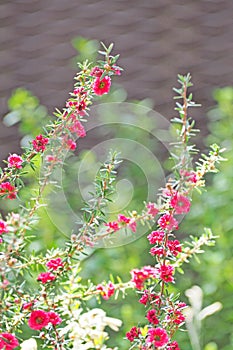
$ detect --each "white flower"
[20,338,37,350]
[59,308,122,349]
[104,316,122,332]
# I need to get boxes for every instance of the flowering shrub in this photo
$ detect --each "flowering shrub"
[0,43,225,349]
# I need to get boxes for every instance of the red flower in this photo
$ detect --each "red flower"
[139,290,149,305]
[46,258,64,271]
[126,326,141,342]
[23,301,34,310]
[76,100,86,115]
[170,192,191,214]
[118,214,137,233]
[93,76,111,95]
[167,310,185,325]
[146,327,169,347]
[158,213,178,231]
[97,282,115,300]
[146,309,159,325]
[150,246,165,256]
[167,240,182,256]
[90,66,104,77]
[37,272,56,284]
[0,182,17,199]
[118,214,130,224]
[0,220,8,235]
[158,264,174,283]
[0,333,19,350]
[7,154,23,169]
[130,266,157,289]
[28,310,49,330]
[65,138,77,150]
[139,290,160,306]
[147,231,164,244]
[168,341,180,350]
[32,134,49,152]
[48,311,62,326]
[105,221,120,232]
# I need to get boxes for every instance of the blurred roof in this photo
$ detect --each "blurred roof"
[1,0,233,156]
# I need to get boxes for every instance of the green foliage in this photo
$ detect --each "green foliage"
[4,88,48,141]
[71,36,99,66]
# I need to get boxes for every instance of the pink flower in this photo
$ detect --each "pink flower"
[69,120,86,138]
[93,76,111,95]
[118,214,130,224]
[32,134,49,152]
[0,220,8,235]
[180,169,197,183]
[0,182,17,199]
[105,221,120,232]
[150,246,165,256]
[126,326,141,342]
[146,309,159,325]
[90,66,104,77]
[146,327,169,347]
[46,258,64,271]
[75,100,86,115]
[37,272,56,284]
[45,155,59,163]
[65,138,77,150]
[146,202,159,216]
[97,282,115,300]
[130,266,157,290]
[66,99,86,116]
[28,310,49,330]
[139,290,160,306]
[7,154,23,169]
[167,240,182,256]
[158,264,174,283]
[48,311,62,326]
[170,192,191,214]
[73,87,87,96]
[23,301,34,310]
[111,65,121,75]
[168,341,180,350]
[0,333,19,350]
[118,214,137,233]
[147,231,164,244]
[139,290,149,305]
[66,100,78,108]
[158,213,178,231]
[167,310,185,325]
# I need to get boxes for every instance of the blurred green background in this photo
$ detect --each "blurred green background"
[1,38,233,350]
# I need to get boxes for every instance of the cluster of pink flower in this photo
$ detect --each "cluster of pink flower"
[32,134,49,152]
[125,189,191,348]
[7,154,23,169]
[105,214,137,233]
[37,257,64,284]
[130,266,157,290]
[126,326,179,349]
[0,57,119,207]
[96,281,115,300]
[28,309,62,330]
[0,333,19,350]
[0,219,8,244]
[0,182,17,199]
